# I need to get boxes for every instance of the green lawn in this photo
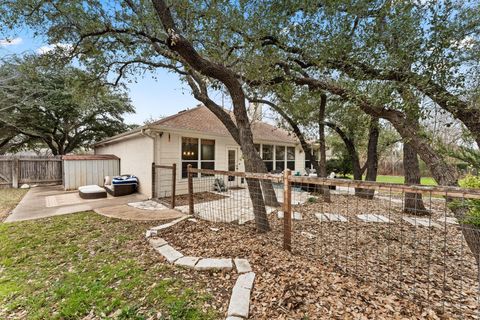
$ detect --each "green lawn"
[0,188,28,221]
[346,175,437,186]
[0,212,219,320]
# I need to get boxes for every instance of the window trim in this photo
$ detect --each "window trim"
[181,137,215,178]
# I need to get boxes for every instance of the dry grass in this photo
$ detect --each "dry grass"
[0,188,28,221]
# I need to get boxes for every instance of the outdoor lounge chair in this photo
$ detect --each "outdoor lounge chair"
[79,185,107,199]
[104,175,138,196]
[214,178,228,192]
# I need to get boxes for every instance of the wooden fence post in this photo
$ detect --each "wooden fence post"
[151,162,156,199]
[171,163,176,208]
[187,164,194,215]
[283,169,292,251]
[12,158,19,188]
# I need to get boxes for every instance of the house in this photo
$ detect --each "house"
[94,105,305,197]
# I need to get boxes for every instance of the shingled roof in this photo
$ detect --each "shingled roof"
[151,105,296,143]
[95,105,297,146]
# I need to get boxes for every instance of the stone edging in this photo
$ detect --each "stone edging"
[146,218,254,319]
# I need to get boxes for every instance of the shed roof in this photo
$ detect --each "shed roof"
[62,154,119,161]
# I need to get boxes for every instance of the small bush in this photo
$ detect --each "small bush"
[456,175,480,227]
[307,197,317,203]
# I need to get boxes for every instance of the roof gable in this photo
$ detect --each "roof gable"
[152,105,297,144]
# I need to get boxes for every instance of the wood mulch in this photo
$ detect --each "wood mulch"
[159,193,479,319]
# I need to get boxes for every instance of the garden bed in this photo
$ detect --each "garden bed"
[160,193,479,319]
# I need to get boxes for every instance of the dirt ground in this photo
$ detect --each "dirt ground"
[160,193,479,319]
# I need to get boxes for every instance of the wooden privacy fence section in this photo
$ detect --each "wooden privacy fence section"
[0,156,63,188]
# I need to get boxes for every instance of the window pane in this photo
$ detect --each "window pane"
[182,137,198,160]
[262,145,273,160]
[201,161,214,176]
[201,139,215,160]
[287,147,295,160]
[276,161,285,171]
[287,161,295,170]
[181,161,198,178]
[254,144,261,155]
[264,161,273,172]
[305,160,311,169]
[276,146,285,160]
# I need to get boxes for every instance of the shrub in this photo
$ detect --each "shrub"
[456,175,480,227]
[326,157,352,176]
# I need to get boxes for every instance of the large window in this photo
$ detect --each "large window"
[287,147,295,170]
[262,144,274,172]
[256,143,296,173]
[275,146,285,172]
[181,137,215,178]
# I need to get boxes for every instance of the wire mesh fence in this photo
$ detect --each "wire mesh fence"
[184,166,480,318]
[152,163,176,208]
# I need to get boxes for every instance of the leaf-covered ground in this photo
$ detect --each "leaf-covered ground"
[0,188,28,221]
[0,212,223,320]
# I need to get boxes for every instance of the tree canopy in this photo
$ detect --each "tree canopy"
[0,57,134,155]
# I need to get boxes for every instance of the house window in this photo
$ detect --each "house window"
[275,146,285,172]
[262,144,274,172]
[181,137,215,178]
[287,147,295,170]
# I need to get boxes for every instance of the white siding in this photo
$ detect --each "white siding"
[155,130,306,195]
[63,159,120,190]
[95,134,154,196]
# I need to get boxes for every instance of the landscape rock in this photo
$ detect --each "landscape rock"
[155,244,183,263]
[234,258,252,273]
[174,256,200,268]
[195,258,232,271]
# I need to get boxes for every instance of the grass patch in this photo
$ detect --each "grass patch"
[0,212,219,319]
[346,175,437,186]
[0,188,28,221]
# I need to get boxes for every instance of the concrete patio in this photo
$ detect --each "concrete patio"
[5,185,148,222]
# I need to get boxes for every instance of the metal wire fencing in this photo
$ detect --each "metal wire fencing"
[152,163,176,208]
[185,167,480,318]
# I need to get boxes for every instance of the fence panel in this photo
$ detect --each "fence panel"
[185,167,480,319]
[0,156,63,187]
[152,163,177,208]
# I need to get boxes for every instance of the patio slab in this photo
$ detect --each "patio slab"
[5,185,147,222]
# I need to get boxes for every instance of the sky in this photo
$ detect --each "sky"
[0,31,223,125]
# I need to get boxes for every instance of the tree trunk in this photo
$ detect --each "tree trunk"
[317,94,331,202]
[152,0,275,232]
[360,117,380,200]
[403,142,429,215]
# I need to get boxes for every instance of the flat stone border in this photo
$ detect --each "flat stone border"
[145,218,254,319]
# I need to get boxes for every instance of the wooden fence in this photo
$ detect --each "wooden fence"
[0,156,63,188]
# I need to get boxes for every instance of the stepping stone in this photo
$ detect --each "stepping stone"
[236,272,255,290]
[439,217,459,225]
[195,258,233,271]
[403,217,441,228]
[277,211,302,220]
[315,213,347,222]
[301,231,316,239]
[174,256,200,268]
[357,214,391,223]
[145,229,157,238]
[234,258,252,273]
[226,317,244,320]
[227,284,251,318]
[148,237,168,248]
[155,244,183,263]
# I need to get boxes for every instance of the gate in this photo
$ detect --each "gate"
[152,163,176,208]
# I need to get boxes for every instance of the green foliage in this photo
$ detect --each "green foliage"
[0,211,217,319]
[326,157,352,177]
[0,56,134,155]
[457,175,480,227]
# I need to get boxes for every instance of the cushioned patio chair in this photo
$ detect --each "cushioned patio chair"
[104,175,138,197]
[79,185,107,199]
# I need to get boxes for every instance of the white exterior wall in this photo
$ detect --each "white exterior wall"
[155,129,305,195]
[95,134,154,196]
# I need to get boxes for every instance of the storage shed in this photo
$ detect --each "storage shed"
[62,154,120,190]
